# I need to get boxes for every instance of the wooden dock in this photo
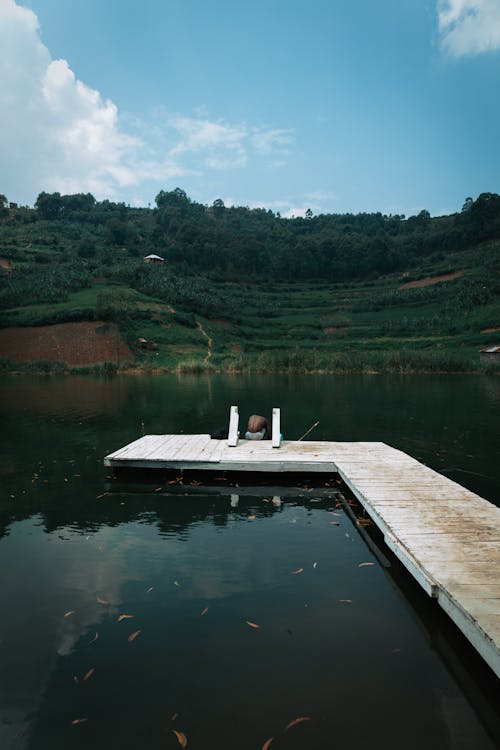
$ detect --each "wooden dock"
[104,433,500,678]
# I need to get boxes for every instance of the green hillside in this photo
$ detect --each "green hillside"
[0,191,499,373]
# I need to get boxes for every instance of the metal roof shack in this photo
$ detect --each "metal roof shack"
[480,345,500,363]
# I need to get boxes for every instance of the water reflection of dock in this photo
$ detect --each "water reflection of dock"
[105,433,500,678]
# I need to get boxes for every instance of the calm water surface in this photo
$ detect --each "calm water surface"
[0,374,499,750]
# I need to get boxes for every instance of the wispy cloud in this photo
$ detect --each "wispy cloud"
[169,117,248,157]
[438,0,500,56]
[167,115,294,169]
[245,190,338,218]
[251,128,294,155]
[0,0,295,204]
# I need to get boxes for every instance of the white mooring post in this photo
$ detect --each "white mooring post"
[272,407,281,448]
[227,405,239,447]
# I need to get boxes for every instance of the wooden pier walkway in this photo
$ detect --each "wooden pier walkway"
[104,435,500,678]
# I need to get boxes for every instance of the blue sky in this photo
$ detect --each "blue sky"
[1,0,499,216]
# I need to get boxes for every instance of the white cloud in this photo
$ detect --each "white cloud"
[0,0,146,202]
[169,117,247,156]
[282,206,311,219]
[438,0,500,55]
[245,191,337,218]
[304,190,339,206]
[0,0,295,205]
[167,115,293,170]
[251,128,294,155]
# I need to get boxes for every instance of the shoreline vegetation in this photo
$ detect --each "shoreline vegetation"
[1,351,498,376]
[1,189,499,375]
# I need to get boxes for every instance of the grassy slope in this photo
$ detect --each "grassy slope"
[0,218,499,373]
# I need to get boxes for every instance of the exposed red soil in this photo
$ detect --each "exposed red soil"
[324,327,348,337]
[0,321,133,366]
[0,258,13,270]
[399,270,464,290]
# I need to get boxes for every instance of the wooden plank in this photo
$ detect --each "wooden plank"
[173,434,213,460]
[150,434,192,461]
[272,407,281,448]
[333,448,500,678]
[423,563,500,587]
[107,434,165,460]
[457,598,500,617]
[105,434,177,464]
[227,405,239,447]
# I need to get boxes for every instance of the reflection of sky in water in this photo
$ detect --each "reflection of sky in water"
[0,376,499,749]
[1,500,498,750]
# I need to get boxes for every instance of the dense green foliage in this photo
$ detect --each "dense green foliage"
[0,189,499,373]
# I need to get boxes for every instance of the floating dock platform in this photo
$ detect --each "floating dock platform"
[104,409,500,679]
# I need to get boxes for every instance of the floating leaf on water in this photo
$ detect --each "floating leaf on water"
[64,610,75,618]
[172,729,188,748]
[339,599,352,604]
[358,562,375,568]
[96,596,109,605]
[117,614,134,622]
[83,668,95,682]
[285,716,311,732]
[245,620,260,629]
[291,568,304,575]
[200,607,209,616]
[247,515,256,520]
[262,738,274,750]
[71,718,88,725]
[88,632,99,645]
[128,630,141,642]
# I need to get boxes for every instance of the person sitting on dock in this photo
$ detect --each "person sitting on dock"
[245,414,270,440]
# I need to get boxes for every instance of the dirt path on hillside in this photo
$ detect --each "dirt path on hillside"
[196,321,213,364]
[399,270,464,290]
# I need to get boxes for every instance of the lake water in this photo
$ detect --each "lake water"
[0,374,499,750]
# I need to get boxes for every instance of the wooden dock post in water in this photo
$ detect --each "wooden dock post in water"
[104,434,500,677]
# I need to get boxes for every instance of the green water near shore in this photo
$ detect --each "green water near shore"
[0,375,499,749]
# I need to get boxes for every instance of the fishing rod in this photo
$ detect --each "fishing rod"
[297,420,319,441]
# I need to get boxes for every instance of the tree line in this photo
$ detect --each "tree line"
[1,188,500,283]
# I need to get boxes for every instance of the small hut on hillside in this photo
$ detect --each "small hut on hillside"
[143,254,165,264]
[480,345,500,363]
